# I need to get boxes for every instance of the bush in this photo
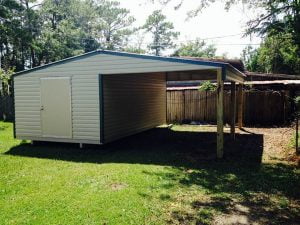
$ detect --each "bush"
[295,96,300,106]
[0,68,14,95]
[198,81,216,92]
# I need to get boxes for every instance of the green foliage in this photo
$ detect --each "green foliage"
[241,45,259,72]
[295,96,300,112]
[242,34,300,74]
[154,0,300,73]
[243,0,300,50]
[289,131,300,148]
[240,1,300,73]
[0,68,14,95]
[143,10,179,56]
[198,81,216,91]
[0,0,137,71]
[96,0,136,50]
[295,96,300,104]
[173,39,216,58]
[152,0,300,43]
[123,46,146,54]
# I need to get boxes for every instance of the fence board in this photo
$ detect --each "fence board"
[167,90,291,125]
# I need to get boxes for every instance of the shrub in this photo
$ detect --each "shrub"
[0,68,14,95]
[198,81,216,91]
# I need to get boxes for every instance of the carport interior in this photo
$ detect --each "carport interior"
[100,66,244,159]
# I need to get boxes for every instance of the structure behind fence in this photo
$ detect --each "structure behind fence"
[0,95,13,121]
[167,89,291,125]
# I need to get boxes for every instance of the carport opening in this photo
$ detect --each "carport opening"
[100,67,244,159]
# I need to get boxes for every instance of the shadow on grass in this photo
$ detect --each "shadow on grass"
[145,162,299,224]
[6,127,264,166]
[5,127,300,224]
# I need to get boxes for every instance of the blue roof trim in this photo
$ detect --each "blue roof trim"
[99,50,227,68]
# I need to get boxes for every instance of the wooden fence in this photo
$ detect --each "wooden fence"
[0,94,13,121]
[0,90,292,125]
[167,90,291,125]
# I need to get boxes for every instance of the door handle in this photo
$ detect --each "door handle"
[40,106,44,111]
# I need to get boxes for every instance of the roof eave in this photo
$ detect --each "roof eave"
[12,50,244,79]
[225,64,246,83]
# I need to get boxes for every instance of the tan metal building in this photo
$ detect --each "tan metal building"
[13,50,245,157]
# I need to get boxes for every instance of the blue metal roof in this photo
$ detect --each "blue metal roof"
[13,50,239,77]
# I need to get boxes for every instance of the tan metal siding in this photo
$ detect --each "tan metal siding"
[71,75,100,141]
[14,78,41,137]
[19,55,215,76]
[103,73,166,143]
[14,74,100,143]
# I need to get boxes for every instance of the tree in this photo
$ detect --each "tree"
[123,31,146,54]
[153,0,300,74]
[241,34,300,74]
[241,45,260,72]
[149,0,244,17]
[0,0,26,70]
[96,0,135,50]
[152,0,300,55]
[123,46,146,54]
[0,0,139,71]
[0,67,14,95]
[143,10,179,56]
[37,0,94,63]
[242,1,300,46]
[173,39,216,57]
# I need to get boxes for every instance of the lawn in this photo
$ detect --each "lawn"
[0,121,299,225]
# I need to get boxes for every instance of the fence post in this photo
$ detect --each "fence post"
[183,90,186,122]
[237,84,244,129]
[230,82,236,139]
[217,68,224,159]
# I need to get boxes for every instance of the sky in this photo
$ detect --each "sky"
[119,0,262,59]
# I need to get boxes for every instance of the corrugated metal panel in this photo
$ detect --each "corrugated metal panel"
[18,54,216,77]
[18,65,212,76]
[14,80,42,137]
[14,74,100,143]
[71,74,100,141]
[103,73,166,143]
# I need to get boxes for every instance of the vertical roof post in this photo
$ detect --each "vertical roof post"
[237,83,244,129]
[230,81,236,140]
[217,67,225,159]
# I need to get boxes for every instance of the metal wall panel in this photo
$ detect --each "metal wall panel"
[103,73,166,143]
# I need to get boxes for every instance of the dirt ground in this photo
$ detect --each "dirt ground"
[235,126,299,164]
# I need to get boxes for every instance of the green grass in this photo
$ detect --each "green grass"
[0,121,299,224]
[289,131,300,148]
